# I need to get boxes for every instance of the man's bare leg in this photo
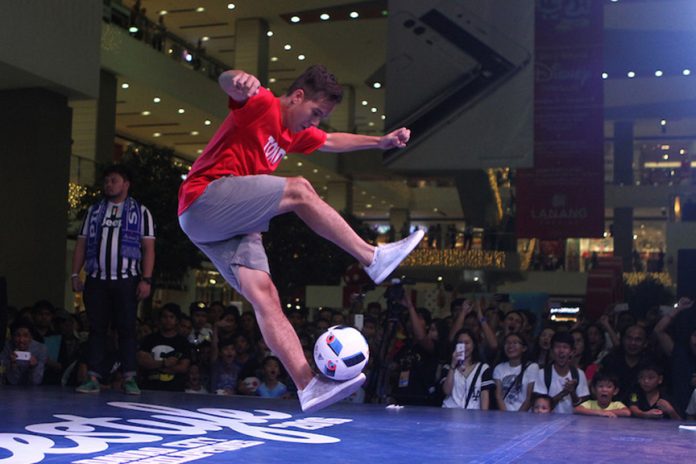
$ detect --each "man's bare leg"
[236,266,314,389]
[278,177,375,266]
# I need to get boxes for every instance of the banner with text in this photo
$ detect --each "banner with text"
[516,0,604,239]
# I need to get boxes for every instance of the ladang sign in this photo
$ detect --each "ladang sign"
[0,402,352,463]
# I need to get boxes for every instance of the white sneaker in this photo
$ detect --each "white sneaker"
[365,230,425,285]
[298,373,366,413]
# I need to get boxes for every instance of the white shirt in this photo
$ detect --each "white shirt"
[533,364,589,414]
[442,362,494,410]
[493,362,540,411]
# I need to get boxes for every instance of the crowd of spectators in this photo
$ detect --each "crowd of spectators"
[1,292,696,423]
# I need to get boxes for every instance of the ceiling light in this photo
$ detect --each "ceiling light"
[350,11,359,19]
[627,71,635,78]
[197,149,203,154]
[297,161,303,167]
[159,10,168,15]
[153,97,161,103]
[204,119,211,125]
[269,77,277,83]
[381,115,386,120]
[227,3,235,10]
[284,44,292,50]
[121,83,129,89]
[371,107,378,113]
[196,7,205,13]
[372,82,382,89]
[320,13,330,21]
[368,122,375,126]
[271,56,278,62]
[290,16,300,23]
[655,70,663,77]
[141,110,150,116]
[683,69,692,76]
[361,100,368,106]
[191,131,199,136]
[601,72,608,79]
[202,36,210,42]
[153,132,161,137]
[312,168,318,173]
[267,30,273,37]
[661,119,667,126]
[680,149,686,155]
[178,108,185,114]
[298,54,306,61]
[128,26,138,33]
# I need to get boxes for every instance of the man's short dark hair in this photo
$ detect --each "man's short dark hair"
[551,330,575,349]
[287,65,343,104]
[160,303,182,321]
[450,298,466,314]
[10,317,35,335]
[103,164,132,182]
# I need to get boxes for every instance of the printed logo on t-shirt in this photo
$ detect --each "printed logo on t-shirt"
[264,136,286,165]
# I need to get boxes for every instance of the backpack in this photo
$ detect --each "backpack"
[544,364,579,392]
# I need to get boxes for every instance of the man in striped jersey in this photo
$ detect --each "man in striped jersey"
[71,164,156,395]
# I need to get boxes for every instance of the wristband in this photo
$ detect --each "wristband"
[141,277,153,284]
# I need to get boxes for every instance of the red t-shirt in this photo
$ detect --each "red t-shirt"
[177,87,327,215]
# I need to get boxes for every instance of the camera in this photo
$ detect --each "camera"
[384,278,415,321]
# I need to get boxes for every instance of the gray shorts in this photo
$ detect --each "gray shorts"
[179,175,287,291]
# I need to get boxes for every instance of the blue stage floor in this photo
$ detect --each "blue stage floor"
[1,386,694,463]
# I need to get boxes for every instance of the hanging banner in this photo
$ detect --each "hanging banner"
[516,0,604,239]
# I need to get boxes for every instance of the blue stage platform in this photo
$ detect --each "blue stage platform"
[0,386,694,463]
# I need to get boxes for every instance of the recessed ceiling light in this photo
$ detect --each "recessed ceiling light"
[627,71,636,78]
[153,97,161,103]
[202,36,210,42]
[373,82,382,89]
[267,30,273,37]
[269,77,277,83]
[361,100,368,106]
[128,26,138,33]
[141,110,151,116]
[121,83,129,89]
[153,132,161,137]
[191,131,199,136]
[197,149,203,154]
[320,13,330,20]
[655,70,663,77]
[601,72,608,79]
[371,107,378,113]
[284,44,292,50]
[159,10,168,15]
[196,7,205,13]
[684,69,692,76]
[350,11,359,19]
[297,161,303,167]
[290,16,300,23]
[381,115,386,120]
[271,56,278,62]
[204,119,211,125]
[178,108,185,114]
[368,122,375,126]
[298,54,306,61]
[227,3,235,10]
[312,168,318,173]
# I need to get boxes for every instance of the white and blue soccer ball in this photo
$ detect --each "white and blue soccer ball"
[314,325,369,381]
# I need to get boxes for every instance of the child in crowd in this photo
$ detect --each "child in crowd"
[185,364,208,395]
[0,318,47,386]
[629,363,681,420]
[494,332,539,412]
[442,329,495,410]
[256,356,289,398]
[532,394,553,414]
[533,331,590,413]
[210,339,239,395]
[574,372,631,418]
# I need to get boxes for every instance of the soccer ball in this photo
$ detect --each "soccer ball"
[314,325,369,381]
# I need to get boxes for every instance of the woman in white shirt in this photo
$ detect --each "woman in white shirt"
[493,332,539,411]
[442,329,495,410]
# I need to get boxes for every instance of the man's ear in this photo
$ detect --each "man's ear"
[290,88,305,104]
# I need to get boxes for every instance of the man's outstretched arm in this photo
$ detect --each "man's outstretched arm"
[319,127,410,153]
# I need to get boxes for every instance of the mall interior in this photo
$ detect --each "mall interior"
[1,0,696,321]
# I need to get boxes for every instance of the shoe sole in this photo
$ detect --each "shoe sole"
[372,230,425,285]
[301,373,366,413]
[76,388,99,394]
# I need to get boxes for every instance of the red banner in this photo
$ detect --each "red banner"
[516,1,604,239]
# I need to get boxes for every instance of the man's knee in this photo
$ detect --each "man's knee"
[282,177,318,207]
